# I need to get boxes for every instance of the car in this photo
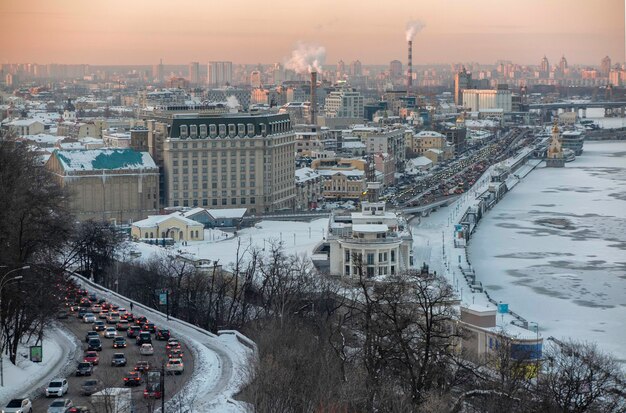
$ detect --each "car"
[136,332,151,345]
[75,362,93,377]
[142,323,156,333]
[111,353,127,367]
[83,351,99,365]
[155,329,170,340]
[2,398,32,413]
[67,407,91,413]
[134,316,147,326]
[87,338,102,352]
[56,310,69,320]
[45,378,68,397]
[127,326,141,338]
[143,383,162,399]
[166,339,180,350]
[85,331,99,343]
[113,336,127,348]
[123,371,143,387]
[106,313,120,324]
[80,379,99,396]
[122,312,134,322]
[117,307,127,315]
[98,309,109,320]
[115,320,129,331]
[134,361,150,372]
[139,343,154,356]
[46,399,72,413]
[165,358,184,375]
[77,308,89,319]
[104,327,117,338]
[92,321,105,332]
[167,348,183,359]
[88,293,97,301]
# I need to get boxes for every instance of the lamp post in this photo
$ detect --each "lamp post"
[0,265,30,386]
[530,321,540,379]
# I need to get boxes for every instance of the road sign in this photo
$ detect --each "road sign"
[30,345,42,362]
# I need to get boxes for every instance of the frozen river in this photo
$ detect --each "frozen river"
[467,141,626,361]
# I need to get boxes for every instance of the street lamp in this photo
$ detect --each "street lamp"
[530,321,540,379]
[0,265,30,386]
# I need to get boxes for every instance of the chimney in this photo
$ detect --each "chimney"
[407,40,413,93]
[310,71,317,125]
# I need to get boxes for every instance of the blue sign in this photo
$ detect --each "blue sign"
[497,303,509,314]
[455,224,463,232]
[158,292,168,305]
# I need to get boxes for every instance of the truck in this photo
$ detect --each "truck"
[90,387,133,413]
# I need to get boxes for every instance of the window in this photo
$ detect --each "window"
[247,123,255,136]
[199,124,207,138]
[366,253,374,265]
[212,199,217,206]
[240,198,246,204]
[345,265,350,275]
[345,250,350,262]
[231,198,237,205]
[179,125,188,137]
[219,124,226,137]
[221,199,227,205]
[228,124,236,137]
[391,250,395,262]
[190,124,198,138]
[238,123,245,136]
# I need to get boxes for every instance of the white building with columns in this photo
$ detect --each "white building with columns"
[327,201,413,277]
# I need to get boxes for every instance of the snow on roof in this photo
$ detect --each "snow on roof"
[295,167,320,183]
[342,141,366,149]
[22,133,62,144]
[207,208,247,219]
[54,149,157,172]
[133,213,202,228]
[409,156,433,167]
[415,130,445,138]
[426,148,443,154]
[6,119,43,126]
[352,224,389,233]
[181,207,207,218]
[317,169,365,178]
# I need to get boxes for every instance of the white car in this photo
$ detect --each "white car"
[104,327,117,338]
[139,343,154,356]
[46,399,72,413]
[2,398,32,413]
[44,378,68,397]
[165,358,184,375]
[82,313,96,323]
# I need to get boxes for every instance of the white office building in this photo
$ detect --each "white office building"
[324,88,364,119]
[207,61,233,87]
[462,89,512,112]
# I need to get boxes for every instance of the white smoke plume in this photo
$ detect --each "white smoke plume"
[285,42,326,74]
[225,95,240,112]
[405,20,425,41]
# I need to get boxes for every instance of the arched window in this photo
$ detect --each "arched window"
[150,232,154,238]
[144,232,148,238]
[161,232,165,238]
[195,230,199,238]
[179,231,184,239]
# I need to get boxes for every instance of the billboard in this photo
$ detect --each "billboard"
[30,345,42,362]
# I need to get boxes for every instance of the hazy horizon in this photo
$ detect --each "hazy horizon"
[1,0,623,67]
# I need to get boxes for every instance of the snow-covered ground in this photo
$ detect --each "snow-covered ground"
[125,219,328,267]
[74,275,255,412]
[0,325,80,408]
[466,141,626,362]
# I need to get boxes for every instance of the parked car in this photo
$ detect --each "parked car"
[155,329,170,340]
[87,338,102,352]
[139,344,154,356]
[115,320,129,331]
[45,378,68,397]
[127,326,141,338]
[46,399,72,413]
[113,337,127,349]
[80,379,99,396]
[2,398,32,413]
[123,371,142,387]
[75,362,93,377]
[85,331,99,343]
[92,321,105,332]
[136,332,151,346]
[83,351,99,365]
[111,353,127,367]
[134,361,150,373]
[104,327,117,339]
[165,358,184,375]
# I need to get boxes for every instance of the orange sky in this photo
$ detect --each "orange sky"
[0,0,623,66]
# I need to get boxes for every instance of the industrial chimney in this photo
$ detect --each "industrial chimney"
[407,40,413,93]
[310,71,317,125]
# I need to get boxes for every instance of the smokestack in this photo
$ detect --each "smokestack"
[407,40,413,93]
[310,71,317,125]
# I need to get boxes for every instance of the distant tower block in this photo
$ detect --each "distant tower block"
[546,122,565,167]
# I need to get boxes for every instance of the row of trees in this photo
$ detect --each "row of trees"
[106,240,625,413]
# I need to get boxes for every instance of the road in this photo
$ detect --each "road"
[31,310,194,413]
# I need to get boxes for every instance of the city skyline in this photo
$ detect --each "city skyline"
[0,0,623,66]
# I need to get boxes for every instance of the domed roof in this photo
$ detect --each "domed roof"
[64,98,75,112]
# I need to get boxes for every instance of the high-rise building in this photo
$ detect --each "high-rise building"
[454,67,471,106]
[540,56,550,77]
[207,61,233,87]
[337,60,346,78]
[350,60,362,77]
[389,60,403,79]
[188,62,200,85]
[153,59,164,83]
[462,88,512,112]
[250,70,262,88]
[601,56,612,76]
[324,88,364,119]
[136,111,295,213]
[559,56,568,75]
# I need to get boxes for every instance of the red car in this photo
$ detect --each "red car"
[84,351,99,365]
[134,316,147,326]
[123,371,143,387]
[142,323,156,333]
